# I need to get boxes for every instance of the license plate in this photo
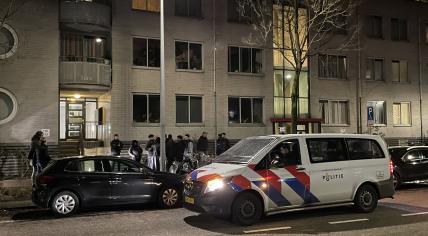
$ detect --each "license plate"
[184,196,194,204]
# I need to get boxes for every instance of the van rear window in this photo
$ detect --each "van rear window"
[347,139,385,160]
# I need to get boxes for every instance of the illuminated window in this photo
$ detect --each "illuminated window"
[393,102,411,126]
[392,60,408,83]
[320,100,349,125]
[132,0,160,12]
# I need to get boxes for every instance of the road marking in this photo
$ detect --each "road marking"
[243,226,291,234]
[402,211,428,217]
[328,218,369,225]
[0,220,14,224]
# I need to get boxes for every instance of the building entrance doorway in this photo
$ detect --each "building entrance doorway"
[60,97,98,140]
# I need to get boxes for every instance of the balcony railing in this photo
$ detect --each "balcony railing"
[60,0,111,32]
[60,59,111,89]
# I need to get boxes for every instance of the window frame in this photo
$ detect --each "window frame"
[227,0,253,24]
[319,100,350,126]
[0,87,18,125]
[174,0,202,18]
[175,95,204,124]
[228,96,264,125]
[391,60,408,83]
[391,18,408,41]
[367,101,387,126]
[132,36,160,69]
[365,58,384,81]
[346,138,386,160]
[132,93,161,125]
[174,40,203,71]
[318,54,347,80]
[228,45,264,75]
[131,0,160,13]
[392,101,412,126]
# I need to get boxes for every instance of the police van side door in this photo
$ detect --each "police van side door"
[303,138,353,203]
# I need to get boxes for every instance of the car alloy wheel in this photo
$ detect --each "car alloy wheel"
[162,188,178,207]
[55,194,76,215]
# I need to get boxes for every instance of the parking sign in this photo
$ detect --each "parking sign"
[367,106,374,125]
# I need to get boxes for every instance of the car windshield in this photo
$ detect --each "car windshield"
[214,137,277,164]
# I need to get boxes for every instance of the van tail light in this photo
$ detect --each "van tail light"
[37,175,55,186]
[389,160,394,176]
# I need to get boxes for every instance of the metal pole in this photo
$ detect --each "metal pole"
[213,0,217,156]
[160,0,166,171]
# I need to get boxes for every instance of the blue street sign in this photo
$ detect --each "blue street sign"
[367,107,374,122]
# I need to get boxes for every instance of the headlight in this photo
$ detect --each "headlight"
[204,178,225,194]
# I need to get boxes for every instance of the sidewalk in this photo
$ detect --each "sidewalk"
[0,200,33,209]
[0,178,33,209]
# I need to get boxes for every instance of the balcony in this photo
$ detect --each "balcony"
[60,58,111,90]
[60,0,111,33]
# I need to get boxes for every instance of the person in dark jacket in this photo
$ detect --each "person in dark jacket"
[128,140,143,163]
[28,131,43,185]
[216,132,230,155]
[197,132,209,154]
[166,134,175,171]
[110,134,123,156]
[175,135,186,162]
[38,137,51,169]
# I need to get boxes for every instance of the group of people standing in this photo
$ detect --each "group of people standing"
[28,131,51,184]
[110,132,231,172]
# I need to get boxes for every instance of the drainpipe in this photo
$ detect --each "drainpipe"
[418,17,424,141]
[356,5,362,134]
[213,0,217,156]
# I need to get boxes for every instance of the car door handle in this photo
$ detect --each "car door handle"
[296,167,306,171]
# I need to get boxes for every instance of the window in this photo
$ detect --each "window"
[367,101,386,125]
[0,88,18,125]
[403,150,422,163]
[270,139,301,168]
[133,94,160,123]
[307,139,348,163]
[65,160,106,172]
[391,18,408,41]
[175,0,201,17]
[319,100,349,125]
[132,37,160,67]
[366,58,383,81]
[228,46,263,74]
[392,60,408,82]
[393,102,411,126]
[60,34,107,62]
[176,95,202,123]
[228,97,263,124]
[132,0,160,12]
[109,160,142,173]
[175,41,202,70]
[227,0,252,24]
[318,54,347,79]
[346,139,385,160]
[365,16,383,38]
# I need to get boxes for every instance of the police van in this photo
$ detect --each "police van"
[183,134,394,225]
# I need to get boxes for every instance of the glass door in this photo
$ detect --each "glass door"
[67,101,85,139]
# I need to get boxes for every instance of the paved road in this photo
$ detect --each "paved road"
[1,183,428,236]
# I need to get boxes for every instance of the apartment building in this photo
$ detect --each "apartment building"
[310,0,428,143]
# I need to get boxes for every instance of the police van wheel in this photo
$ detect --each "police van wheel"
[354,184,378,213]
[232,192,262,226]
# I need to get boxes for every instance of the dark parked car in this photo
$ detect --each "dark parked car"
[33,156,184,216]
[389,146,428,189]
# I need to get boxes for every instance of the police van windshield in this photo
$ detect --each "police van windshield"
[214,137,277,164]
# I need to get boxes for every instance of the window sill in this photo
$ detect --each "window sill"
[393,124,412,127]
[392,81,410,84]
[228,72,265,77]
[318,77,348,81]
[132,66,160,71]
[133,123,160,127]
[321,124,350,127]
[369,124,387,127]
[176,69,204,73]
[175,123,205,127]
[228,123,266,127]
[365,79,385,82]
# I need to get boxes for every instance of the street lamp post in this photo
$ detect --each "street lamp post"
[159,0,166,171]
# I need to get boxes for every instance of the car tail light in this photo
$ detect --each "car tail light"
[389,160,394,176]
[37,175,55,186]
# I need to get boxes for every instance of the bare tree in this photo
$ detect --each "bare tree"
[0,0,31,28]
[236,0,358,133]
